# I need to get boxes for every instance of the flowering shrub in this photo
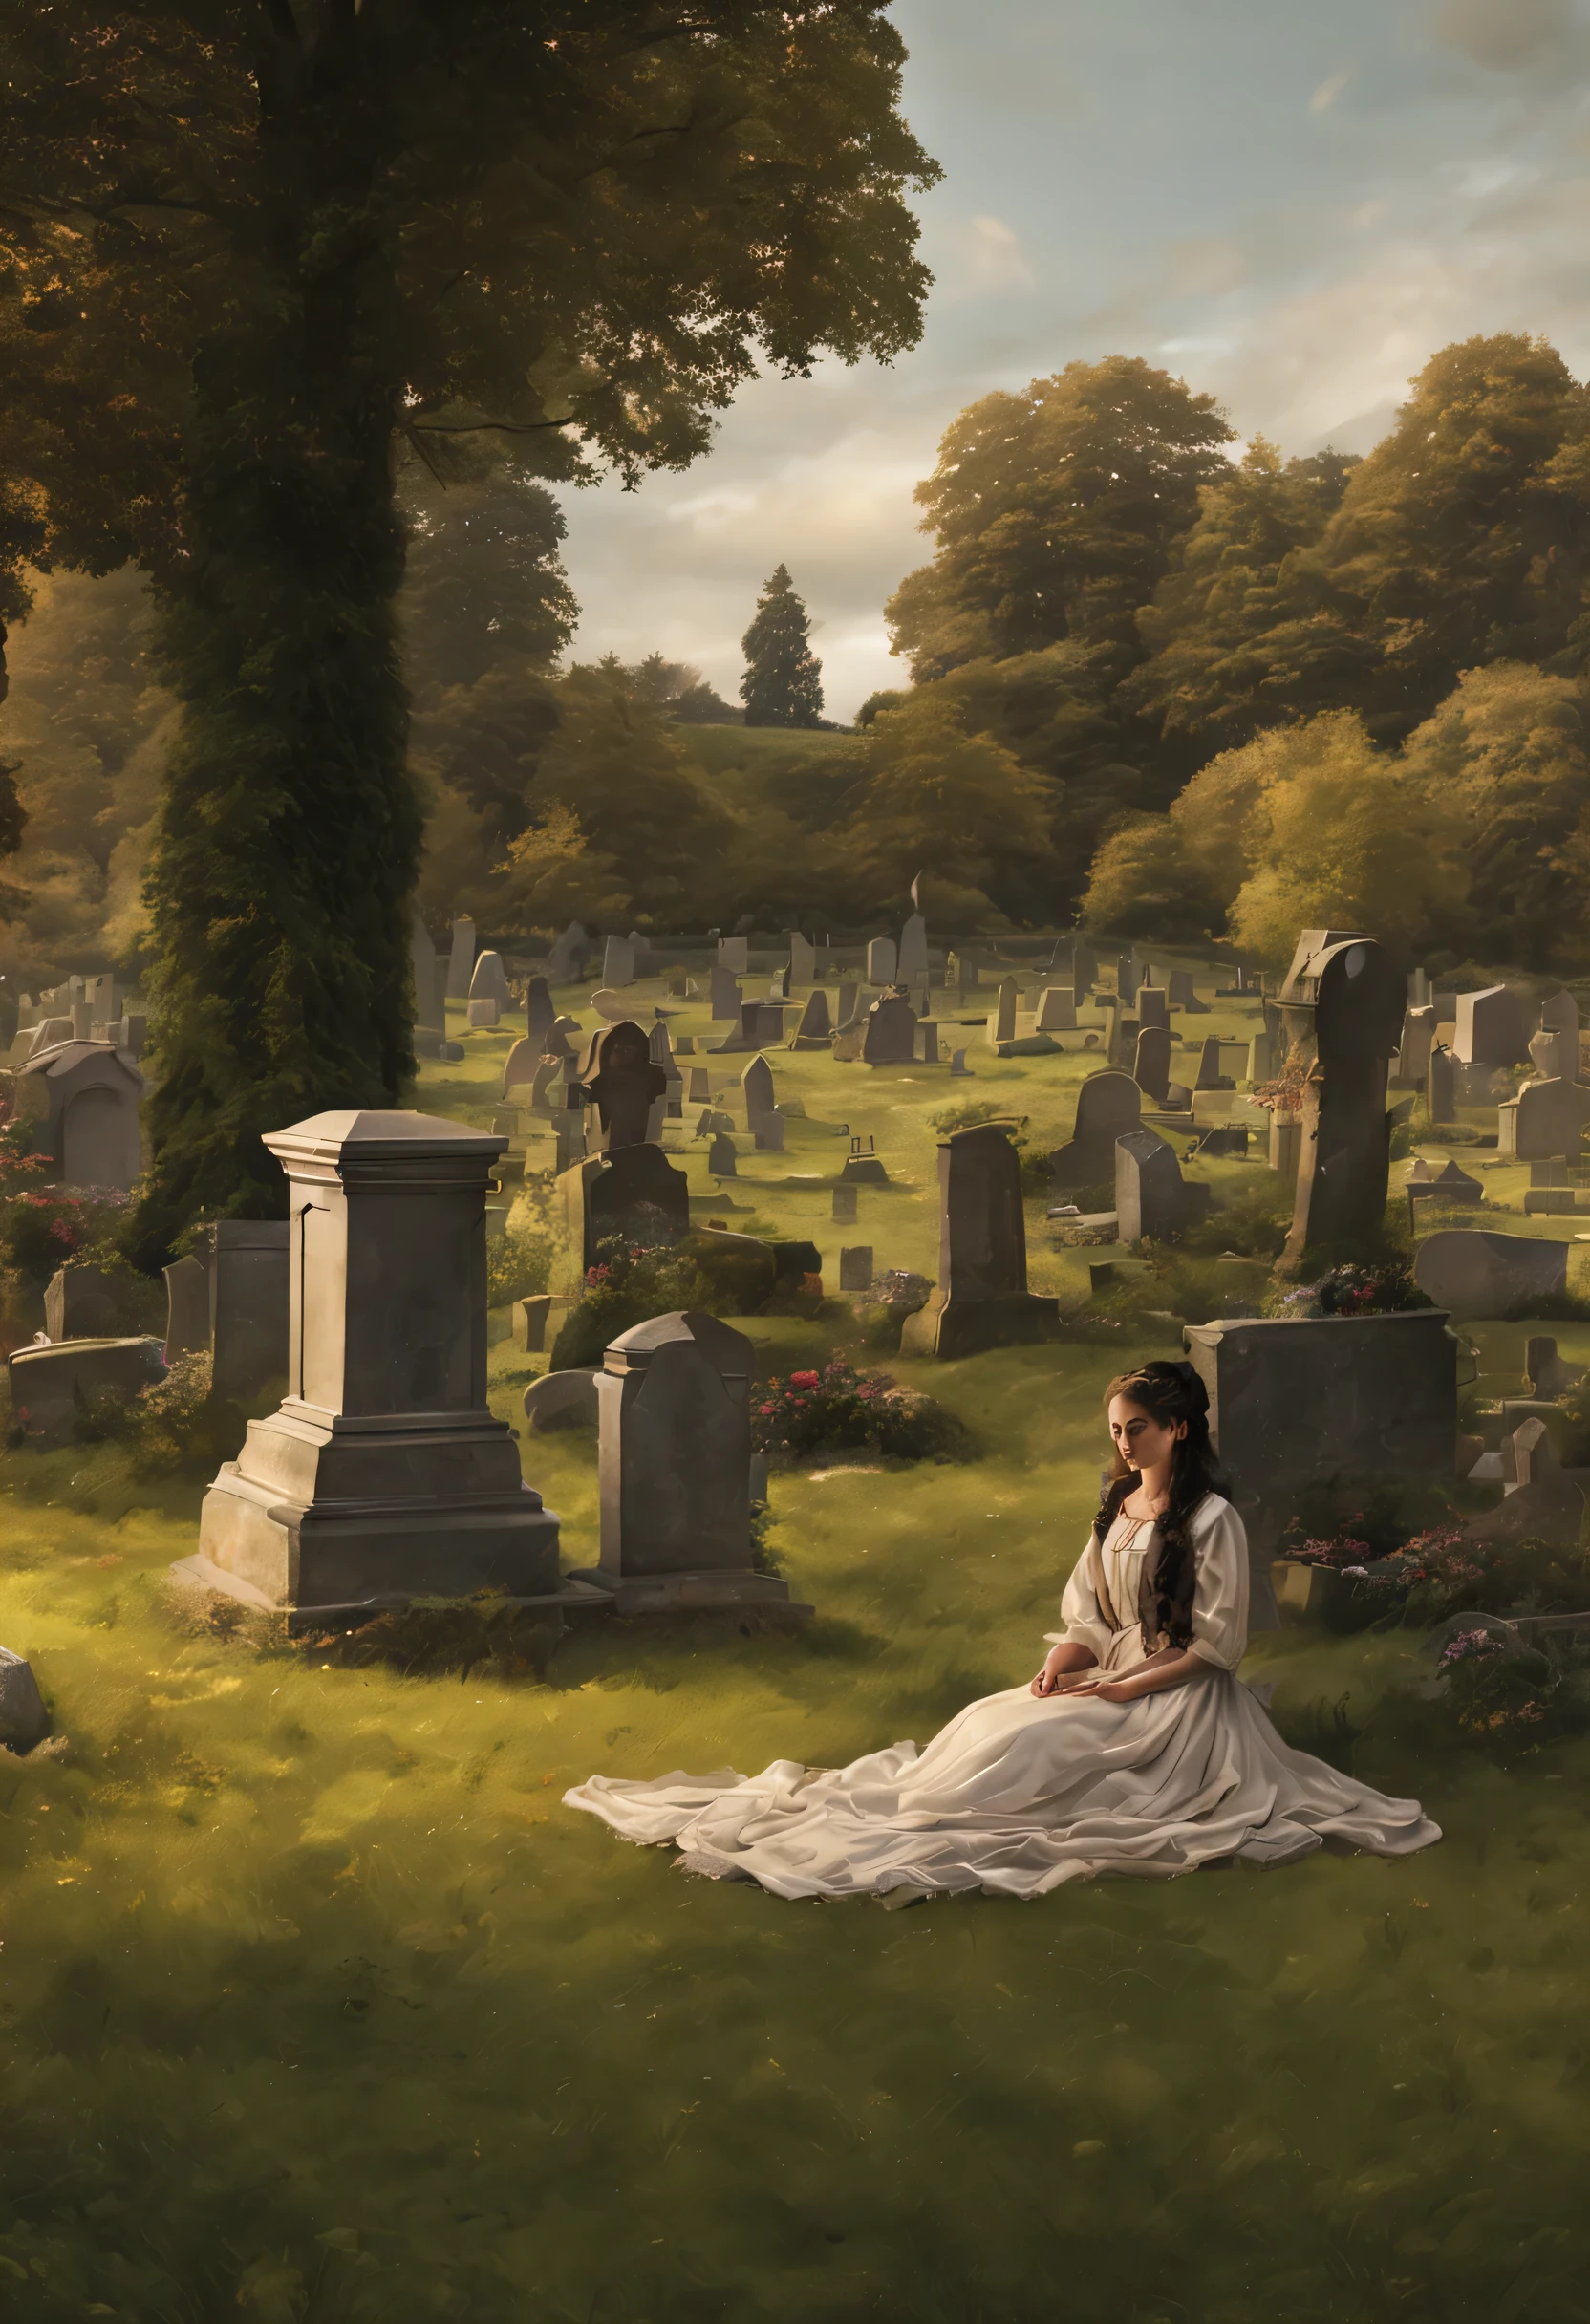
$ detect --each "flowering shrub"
[1434,1626,1564,1741]
[1266,1259,1432,1321]
[548,1227,778,1371]
[1284,1520,1590,1631]
[752,1357,971,1464]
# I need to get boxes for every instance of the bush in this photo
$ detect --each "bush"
[548,1229,783,1370]
[1285,1523,1590,1631]
[1434,1625,1590,1744]
[486,1225,552,1308]
[752,1357,972,1464]
[1262,1257,1431,1320]
[118,1351,247,1477]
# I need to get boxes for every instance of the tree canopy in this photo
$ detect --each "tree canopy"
[0,0,938,1259]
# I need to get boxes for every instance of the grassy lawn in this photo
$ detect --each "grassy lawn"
[0,959,1586,2320]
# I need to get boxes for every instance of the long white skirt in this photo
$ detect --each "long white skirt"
[564,1673,1441,1899]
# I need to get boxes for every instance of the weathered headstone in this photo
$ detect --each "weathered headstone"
[1413,1229,1567,1316]
[710,965,741,1022]
[754,1115,785,1151]
[184,1111,567,1620]
[8,1337,164,1446]
[1184,1310,1457,1626]
[1050,1071,1143,1189]
[1454,984,1527,1068]
[602,935,635,989]
[1276,929,1405,1270]
[163,1254,211,1361]
[502,1037,538,1097]
[1071,942,1095,1001]
[1135,985,1169,1033]
[469,951,510,1011]
[545,921,588,982]
[986,978,1017,1049]
[562,1141,692,1275]
[1428,1043,1455,1124]
[525,976,556,1051]
[11,1041,144,1190]
[832,1183,858,1223]
[741,1053,776,1120]
[568,1312,806,1618]
[897,913,929,988]
[862,991,917,1065]
[789,990,832,1050]
[1194,1035,1230,1090]
[202,1220,291,1402]
[866,936,898,985]
[901,1125,1060,1357]
[1168,969,1209,1015]
[1133,1024,1172,1105]
[1268,1113,1302,1184]
[466,997,500,1028]
[788,931,818,985]
[917,1020,940,1065]
[839,1246,874,1291]
[576,1022,668,1154]
[707,1132,738,1176]
[1115,1128,1203,1243]
[687,1065,712,1105]
[1497,1076,1590,1163]
[1035,987,1077,1033]
[445,916,477,1000]
[1109,1013,1140,1073]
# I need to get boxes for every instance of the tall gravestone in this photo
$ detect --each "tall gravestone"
[602,935,635,989]
[1116,954,1138,1004]
[445,916,477,1001]
[1428,1043,1455,1124]
[897,914,929,989]
[901,1125,1060,1357]
[987,978,1017,1049]
[788,932,818,985]
[1277,929,1406,1270]
[469,952,510,1012]
[201,1220,290,1402]
[1115,1129,1201,1244]
[163,1254,211,1362]
[710,965,741,1022]
[568,1312,807,1618]
[561,1142,692,1277]
[862,991,917,1065]
[790,991,832,1049]
[576,1022,668,1154]
[184,1112,567,1621]
[1133,1024,1172,1105]
[1135,985,1169,1033]
[741,1054,778,1134]
[1049,1071,1143,1188]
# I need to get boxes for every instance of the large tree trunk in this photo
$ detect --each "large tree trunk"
[128,18,420,1268]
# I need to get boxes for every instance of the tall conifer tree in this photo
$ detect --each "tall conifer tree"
[741,567,826,727]
[0,1,936,1260]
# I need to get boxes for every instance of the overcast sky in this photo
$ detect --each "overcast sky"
[557,0,1590,721]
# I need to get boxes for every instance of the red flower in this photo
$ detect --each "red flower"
[790,1370,820,1389]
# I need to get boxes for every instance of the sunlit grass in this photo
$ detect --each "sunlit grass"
[0,964,1585,2317]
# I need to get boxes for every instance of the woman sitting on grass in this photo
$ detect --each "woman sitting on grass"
[567,1360,1440,1898]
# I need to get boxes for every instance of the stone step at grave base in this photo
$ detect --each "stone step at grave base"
[167,1553,611,1636]
[566,1565,813,1623]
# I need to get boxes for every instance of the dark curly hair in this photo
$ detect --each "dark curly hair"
[1092,1360,1228,1652]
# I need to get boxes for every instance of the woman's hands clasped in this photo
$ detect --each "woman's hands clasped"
[1031,1643,1141,1703]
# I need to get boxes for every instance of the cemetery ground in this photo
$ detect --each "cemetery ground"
[4,973,1590,2317]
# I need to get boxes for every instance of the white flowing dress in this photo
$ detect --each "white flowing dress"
[565,1494,1441,1898]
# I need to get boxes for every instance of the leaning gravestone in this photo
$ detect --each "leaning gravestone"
[1276,928,1405,1270]
[1413,1230,1567,1317]
[1035,987,1077,1033]
[1115,1129,1206,1244]
[901,1124,1061,1358]
[1049,1071,1143,1189]
[1133,1024,1172,1105]
[790,990,832,1050]
[986,978,1018,1049]
[1455,983,1527,1067]
[183,1111,573,1623]
[568,1311,808,1618]
[469,951,510,1011]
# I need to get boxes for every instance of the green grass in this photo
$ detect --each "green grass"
[2,972,1588,2319]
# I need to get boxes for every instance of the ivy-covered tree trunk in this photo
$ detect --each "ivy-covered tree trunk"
[128,32,420,1269]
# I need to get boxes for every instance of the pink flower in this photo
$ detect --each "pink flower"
[790,1370,820,1390]
[759,1403,775,1416]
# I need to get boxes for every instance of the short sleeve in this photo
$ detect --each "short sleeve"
[1049,1534,1114,1664]
[1185,1498,1250,1670]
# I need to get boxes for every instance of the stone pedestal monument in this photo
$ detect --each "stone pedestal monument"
[181,1111,572,1625]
